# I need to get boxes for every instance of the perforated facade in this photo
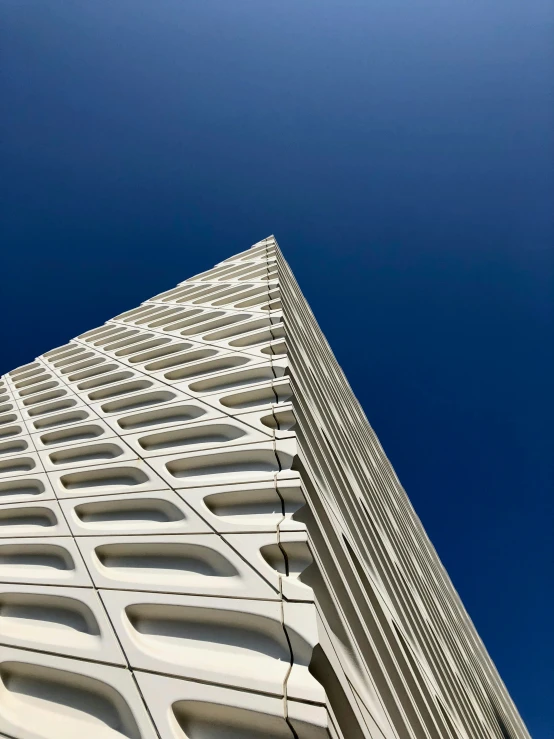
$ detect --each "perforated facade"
[0,236,529,739]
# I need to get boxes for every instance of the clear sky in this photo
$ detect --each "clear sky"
[2,1,553,735]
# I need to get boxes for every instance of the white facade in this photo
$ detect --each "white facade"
[0,236,529,739]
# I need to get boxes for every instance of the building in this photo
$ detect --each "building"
[0,236,529,739]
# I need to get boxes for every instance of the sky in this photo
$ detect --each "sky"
[1,1,553,735]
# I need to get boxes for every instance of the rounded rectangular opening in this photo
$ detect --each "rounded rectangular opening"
[60,467,149,491]
[95,542,237,579]
[0,457,37,475]
[77,371,134,391]
[0,440,29,456]
[164,355,249,382]
[0,662,140,739]
[116,404,206,430]
[74,498,184,527]
[100,391,176,414]
[33,410,90,430]
[88,380,153,402]
[166,449,279,480]
[27,399,78,417]
[40,425,107,447]
[22,389,67,407]
[138,424,246,452]
[48,443,125,466]
[0,479,46,501]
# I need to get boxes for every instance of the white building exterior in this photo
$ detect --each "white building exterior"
[0,236,530,739]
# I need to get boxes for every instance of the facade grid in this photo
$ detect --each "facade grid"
[0,236,530,739]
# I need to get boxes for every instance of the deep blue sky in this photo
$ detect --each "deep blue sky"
[2,1,553,734]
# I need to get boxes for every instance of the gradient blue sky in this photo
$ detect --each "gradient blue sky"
[2,1,553,735]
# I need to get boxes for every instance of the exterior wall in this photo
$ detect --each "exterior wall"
[0,236,529,739]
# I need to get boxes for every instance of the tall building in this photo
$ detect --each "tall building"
[0,236,529,739]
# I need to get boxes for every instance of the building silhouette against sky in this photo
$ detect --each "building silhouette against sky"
[0,237,530,738]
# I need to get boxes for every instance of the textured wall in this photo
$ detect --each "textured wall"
[0,237,529,739]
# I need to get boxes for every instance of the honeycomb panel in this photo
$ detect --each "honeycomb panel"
[0,237,529,739]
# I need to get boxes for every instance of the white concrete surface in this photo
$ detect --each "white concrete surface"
[0,236,530,739]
